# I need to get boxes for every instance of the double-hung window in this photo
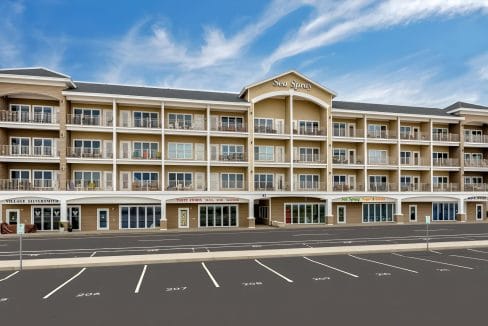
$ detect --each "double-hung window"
[333,122,347,137]
[254,146,274,161]
[168,172,192,190]
[33,138,53,157]
[134,111,159,128]
[33,106,53,123]
[168,113,192,129]
[133,142,159,159]
[11,170,30,182]
[168,143,192,160]
[33,170,53,189]
[333,148,347,163]
[221,145,244,161]
[73,140,101,157]
[73,108,101,126]
[221,116,244,132]
[254,174,274,190]
[10,137,30,155]
[221,173,244,189]
[10,104,30,122]
[299,147,319,162]
[298,174,319,189]
[298,120,319,135]
[254,118,273,133]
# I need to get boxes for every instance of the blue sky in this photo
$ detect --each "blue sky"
[1,0,488,107]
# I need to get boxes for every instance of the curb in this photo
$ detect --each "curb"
[1,240,488,271]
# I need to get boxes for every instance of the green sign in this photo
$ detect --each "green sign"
[425,216,431,224]
[17,223,25,235]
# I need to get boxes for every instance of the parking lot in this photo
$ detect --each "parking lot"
[1,247,488,325]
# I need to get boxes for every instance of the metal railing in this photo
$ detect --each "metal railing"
[211,122,248,133]
[432,133,459,142]
[166,151,206,161]
[432,158,459,167]
[210,181,247,191]
[294,154,326,163]
[166,119,206,131]
[464,134,488,143]
[368,183,398,191]
[120,150,161,160]
[211,153,247,162]
[332,157,363,165]
[464,159,488,167]
[66,180,112,191]
[464,184,488,191]
[67,114,113,127]
[119,118,161,129]
[254,125,288,134]
[433,183,459,192]
[400,158,425,166]
[67,147,112,159]
[367,131,397,139]
[293,127,326,136]
[367,157,397,165]
[253,182,290,191]
[0,179,58,191]
[131,181,161,191]
[333,128,363,138]
[293,182,327,191]
[400,131,430,141]
[333,183,365,192]
[400,183,431,192]
[0,145,58,157]
[0,111,58,124]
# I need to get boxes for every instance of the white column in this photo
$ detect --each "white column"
[112,99,117,191]
[206,104,211,192]
[60,199,68,222]
[326,198,333,225]
[161,102,165,191]
[289,92,294,191]
[248,199,255,228]
[160,199,167,230]
[395,198,403,223]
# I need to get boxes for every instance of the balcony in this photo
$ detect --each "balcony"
[211,153,247,162]
[432,133,459,142]
[120,149,161,160]
[400,183,431,192]
[67,147,113,159]
[333,183,365,192]
[464,159,488,168]
[367,157,397,165]
[254,125,287,135]
[0,111,58,124]
[68,114,113,127]
[333,128,363,138]
[293,182,326,192]
[294,154,326,164]
[367,131,396,139]
[166,120,206,131]
[368,183,398,192]
[433,183,459,192]
[400,158,426,166]
[131,181,161,191]
[0,179,58,191]
[464,184,488,191]
[464,134,488,144]
[293,127,325,136]
[119,118,161,129]
[400,131,429,141]
[67,180,112,191]
[211,122,247,133]
[0,145,58,158]
[432,158,459,167]
[333,157,363,165]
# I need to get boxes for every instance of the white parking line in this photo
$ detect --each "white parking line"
[0,271,19,282]
[137,239,181,242]
[391,253,474,270]
[467,248,488,254]
[348,254,418,273]
[134,265,147,294]
[201,262,220,288]
[303,257,359,278]
[90,251,97,257]
[205,248,210,252]
[303,243,313,248]
[450,254,488,263]
[43,268,86,299]
[254,259,293,283]
[429,250,443,255]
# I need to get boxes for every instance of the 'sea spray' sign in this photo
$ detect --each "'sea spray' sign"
[272,79,312,91]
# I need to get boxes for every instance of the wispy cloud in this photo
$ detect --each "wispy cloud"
[0,0,25,67]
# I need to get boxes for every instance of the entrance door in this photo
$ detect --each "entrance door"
[97,208,109,230]
[409,205,417,222]
[178,208,190,228]
[337,206,346,224]
[6,209,19,225]
[476,204,483,221]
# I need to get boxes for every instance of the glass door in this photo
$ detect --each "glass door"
[97,208,109,230]
[6,209,19,225]
[178,208,190,228]
[337,206,346,224]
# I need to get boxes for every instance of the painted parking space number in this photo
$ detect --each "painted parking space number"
[313,277,331,281]
[242,282,263,287]
[76,292,100,298]
[165,287,187,292]
[436,268,450,272]
[376,272,392,277]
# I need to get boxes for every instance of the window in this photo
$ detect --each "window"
[133,111,159,128]
[73,108,101,125]
[221,144,244,161]
[284,203,326,224]
[333,148,347,163]
[168,143,193,160]
[74,171,101,189]
[254,146,274,161]
[73,139,101,157]
[254,118,274,133]
[120,205,161,229]
[221,116,244,131]
[432,152,449,165]
[221,173,244,189]
[199,204,238,227]
[10,137,30,155]
[400,126,411,139]
[368,150,388,164]
[10,104,30,122]
[362,203,394,223]
[299,147,319,162]
[465,176,483,184]
[254,174,274,190]
[333,122,347,137]
[368,124,387,138]
[10,170,30,182]
[32,206,61,231]
[33,106,53,123]
[464,129,483,142]
[133,172,159,189]
[369,175,387,191]
[168,172,192,190]
[168,113,192,129]
[298,174,319,189]
[464,153,483,161]
[400,151,411,165]
[33,138,53,156]
[133,142,158,159]
[432,127,448,141]
[298,120,320,135]
[33,170,53,189]
[432,202,457,221]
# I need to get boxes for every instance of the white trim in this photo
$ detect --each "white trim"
[5,209,20,225]
[337,205,346,224]
[332,108,463,121]
[408,204,418,222]
[178,208,190,228]
[283,202,327,225]
[197,204,240,228]
[475,203,483,221]
[97,208,110,230]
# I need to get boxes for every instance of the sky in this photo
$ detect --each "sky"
[1,0,488,108]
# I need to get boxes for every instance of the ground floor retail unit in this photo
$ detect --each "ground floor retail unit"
[0,194,487,232]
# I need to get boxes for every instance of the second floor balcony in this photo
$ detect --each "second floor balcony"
[400,183,431,192]
[211,122,247,133]
[293,127,325,136]
[0,145,58,158]
[368,183,398,192]
[0,179,58,191]
[432,158,459,167]
[367,157,397,165]
[211,152,247,162]
[293,181,326,192]
[433,183,459,192]
[119,118,161,129]
[68,147,113,159]
[67,180,113,191]
[0,111,58,124]
[120,149,161,160]
[333,183,365,192]
[367,131,396,140]
[464,159,488,168]
[68,114,113,127]
[294,153,326,164]
[432,132,459,142]
[400,131,429,141]
[464,183,488,191]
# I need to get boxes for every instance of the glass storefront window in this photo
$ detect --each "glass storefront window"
[285,203,326,224]
[198,204,238,227]
[362,203,395,223]
[120,205,161,229]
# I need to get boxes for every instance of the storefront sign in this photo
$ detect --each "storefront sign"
[338,196,393,203]
[466,196,488,201]
[167,197,247,204]
[1,198,60,205]
[272,79,312,91]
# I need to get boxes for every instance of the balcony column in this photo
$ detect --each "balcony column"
[456,198,466,222]
[59,198,68,231]
[160,199,167,230]
[112,99,117,191]
[289,92,294,191]
[326,198,334,225]
[248,199,255,228]
[394,198,404,223]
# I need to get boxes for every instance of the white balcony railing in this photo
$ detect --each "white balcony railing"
[0,111,58,124]
[67,147,112,159]
[432,133,459,142]
[432,158,459,167]
[68,114,113,127]
[0,179,58,191]
[0,145,58,157]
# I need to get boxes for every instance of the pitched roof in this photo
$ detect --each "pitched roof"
[444,101,488,112]
[0,67,70,79]
[333,100,452,116]
[67,82,247,104]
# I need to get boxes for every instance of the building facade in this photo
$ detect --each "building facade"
[0,67,487,232]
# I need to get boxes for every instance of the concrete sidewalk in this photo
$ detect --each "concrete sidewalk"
[1,240,488,271]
